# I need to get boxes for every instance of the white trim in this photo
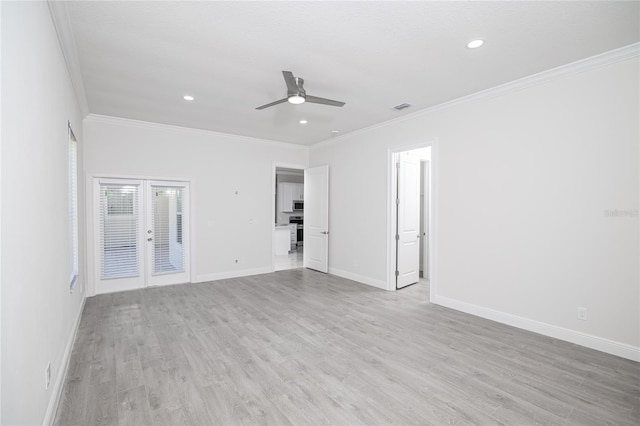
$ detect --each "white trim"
[195,267,273,283]
[85,114,308,151]
[42,296,86,426]
[433,295,640,362]
[87,172,195,183]
[311,42,640,151]
[47,1,89,118]
[328,268,387,290]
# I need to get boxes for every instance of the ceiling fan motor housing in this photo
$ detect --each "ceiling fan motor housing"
[288,77,306,103]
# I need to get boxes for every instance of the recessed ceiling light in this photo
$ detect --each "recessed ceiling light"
[466,39,484,49]
[331,130,340,135]
[299,119,308,124]
[183,95,195,101]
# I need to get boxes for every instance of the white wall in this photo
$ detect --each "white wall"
[310,51,639,359]
[1,2,86,424]
[83,115,309,290]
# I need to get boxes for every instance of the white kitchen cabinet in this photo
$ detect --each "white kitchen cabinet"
[278,183,294,213]
[293,183,304,200]
[277,182,304,213]
[274,227,290,256]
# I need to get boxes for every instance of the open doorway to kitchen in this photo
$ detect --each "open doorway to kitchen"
[273,165,305,270]
[388,144,434,299]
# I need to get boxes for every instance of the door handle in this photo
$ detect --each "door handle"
[147,237,153,242]
[321,231,329,235]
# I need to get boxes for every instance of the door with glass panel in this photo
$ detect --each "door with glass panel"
[94,178,190,294]
[146,181,189,286]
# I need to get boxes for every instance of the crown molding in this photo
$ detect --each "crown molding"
[311,42,640,151]
[85,114,309,151]
[48,0,89,118]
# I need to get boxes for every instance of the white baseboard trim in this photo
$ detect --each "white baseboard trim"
[42,295,87,426]
[328,267,387,290]
[433,295,640,362]
[195,266,274,283]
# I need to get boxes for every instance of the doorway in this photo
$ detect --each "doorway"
[272,164,330,273]
[274,166,305,270]
[388,145,434,295]
[92,178,190,294]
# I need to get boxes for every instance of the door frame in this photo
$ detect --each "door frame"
[386,140,437,301]
[85,172,195,296]
[421,159,430,281]
[271,162,307,270]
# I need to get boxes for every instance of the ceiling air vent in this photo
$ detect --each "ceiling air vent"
[393,103,411,111]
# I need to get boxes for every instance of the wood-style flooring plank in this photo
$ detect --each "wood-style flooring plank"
[54,269,640,425]
[117,385,152,426]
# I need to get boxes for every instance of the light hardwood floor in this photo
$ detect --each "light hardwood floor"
[55,269,639,425]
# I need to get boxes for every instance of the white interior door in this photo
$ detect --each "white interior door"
[423,160,430,280]
[94,178,190,294]
[396,153,421,288]
[146,181,190,286]
[304,165,329,273]
[95,178,145,294]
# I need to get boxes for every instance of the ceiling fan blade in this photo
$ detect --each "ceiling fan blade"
[255,98,288,110]
[305,95,345,107]
[282,71,299,94]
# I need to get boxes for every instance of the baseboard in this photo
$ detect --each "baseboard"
[42,295,87,425]
[328,267,388,290]
[194,266,274,283]
[433,295,640,362]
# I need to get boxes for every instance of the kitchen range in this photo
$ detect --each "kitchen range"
[289,215,303,247]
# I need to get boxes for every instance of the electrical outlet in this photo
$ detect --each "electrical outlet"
[45,362,51,390]
[577,307,588,321]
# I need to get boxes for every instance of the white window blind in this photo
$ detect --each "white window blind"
[100,184,140,279]
[68,125,79,291]
[152,186,185,274]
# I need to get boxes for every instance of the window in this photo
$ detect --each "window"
[106,189,134,215]
[100,183,140,279]
[68,124,79,291]
[176,195,183,245]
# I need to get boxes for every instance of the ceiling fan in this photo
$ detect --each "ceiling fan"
[256,71,345,110]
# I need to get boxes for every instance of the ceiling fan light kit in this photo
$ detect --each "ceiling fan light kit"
[288,95,305,104]
[256,71,345,110]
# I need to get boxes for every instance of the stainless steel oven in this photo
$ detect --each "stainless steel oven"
[289,216,303,246]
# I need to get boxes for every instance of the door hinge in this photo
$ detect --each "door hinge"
[395,234,399,241]
[396,198,399,205]
[395,270,399,277]
[396,162,400,169]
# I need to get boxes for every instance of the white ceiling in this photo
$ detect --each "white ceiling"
[62,1,639,146]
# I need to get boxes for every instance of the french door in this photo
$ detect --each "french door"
[93,178,190,294]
